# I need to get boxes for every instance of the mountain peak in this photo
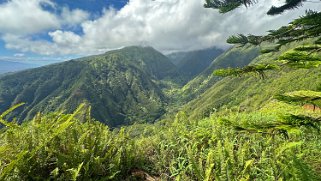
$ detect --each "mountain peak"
[0,45,181,127]
[105,45,161,56]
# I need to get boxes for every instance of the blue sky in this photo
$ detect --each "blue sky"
[0,0,320,65]
[0,0,129,65]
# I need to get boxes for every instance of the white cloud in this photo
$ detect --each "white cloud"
[0,0,90,36]
[49,30,81,46]
[60,7,90,26]
[1,0,321,56]
[3,34,79,55]
[0,0,59,35]
[14,53,25,57]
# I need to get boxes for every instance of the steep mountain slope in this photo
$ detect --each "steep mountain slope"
[167,47,224,79]
[182,40,321,120]
[179,45,260,102]
[0,60,37,74]
[0,46,180,127]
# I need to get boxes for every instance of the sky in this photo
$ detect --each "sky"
[0,0,320,65]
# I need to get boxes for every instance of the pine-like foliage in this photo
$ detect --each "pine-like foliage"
[276,90,321,107]
[227,11,321,52]
[227,34,263,46]
[213,64,279,79]
[267,0,307,15]
[204,0,315,15]
[215,11,321,78]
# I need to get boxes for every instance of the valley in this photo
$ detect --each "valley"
[0,0,320,180]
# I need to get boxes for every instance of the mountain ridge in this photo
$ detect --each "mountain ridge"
[0,46,181,127]
[167,47,224,79]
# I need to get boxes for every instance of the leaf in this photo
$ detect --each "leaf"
[276,141,303,158]
[50,167,59,178]
[242,159,254,174]
[204,163,214,181]
[67,162,84,181]
[0,103,25,128]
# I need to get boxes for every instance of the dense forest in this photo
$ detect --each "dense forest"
[0,0,320,180]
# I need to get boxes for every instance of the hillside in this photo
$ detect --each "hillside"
[167,47,224,79]
[1,1,321,180]
[179,45,260,102]
[0,60,37,74]
[1,30,321,181]
[0,46,180,127]
[182,39,321,120]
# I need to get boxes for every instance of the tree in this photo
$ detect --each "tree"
[276,90,321,111]
[204,0,319,15]
[213,64,279,79]
[209,4,321,133]
[214,11,321,79]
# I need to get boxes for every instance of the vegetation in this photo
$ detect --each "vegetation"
[212,11,321,126]
[0,98,320,180]
[0,45,249,128]
[1,3,321,180]
[204,0,318,15]
[213,64,279,79]
[178,45,259,103]
[0,104,143,180]
[0,46,182,127]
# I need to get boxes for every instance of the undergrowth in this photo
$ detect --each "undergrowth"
[0,101,320,180]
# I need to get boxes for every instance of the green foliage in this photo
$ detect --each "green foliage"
[279,50,321,68]
[202,12,321,123]
[1,91,321,180]
[267,0,306,15]
[276,90,321,107]
[226,34,249,46]
[131,108,321,180]
[180,45,260,103]
[0,103,24,128]
[0,46,182,127]
[213,64,279,79]
[203,0,312,15]
[227,34,263,46]
[232,11,321,51]
[0,105,142,180]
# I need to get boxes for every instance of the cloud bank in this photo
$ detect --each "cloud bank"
[0,0,321,56]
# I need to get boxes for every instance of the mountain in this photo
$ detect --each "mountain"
[179,45,260,102]
[167,47,224,79]
[0,46,181,127]
[0,60,37,74]
[181,39,321,120]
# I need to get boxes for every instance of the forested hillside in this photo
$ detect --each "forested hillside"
[0,46,181,127]
[182,39,321,120]
[179,45,259,102]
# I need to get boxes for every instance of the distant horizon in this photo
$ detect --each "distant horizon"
[0,44,229,66]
